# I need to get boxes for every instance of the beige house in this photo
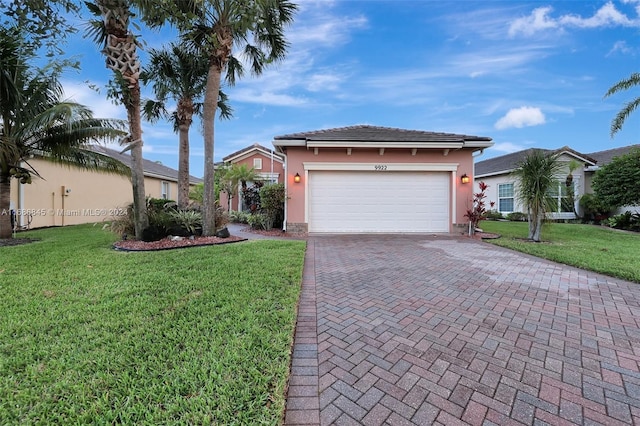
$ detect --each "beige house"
[474,144,640,218]
[272,125,493,234]
[7,146,202,229]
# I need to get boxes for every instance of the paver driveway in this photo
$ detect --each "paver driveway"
[284,235,640,425]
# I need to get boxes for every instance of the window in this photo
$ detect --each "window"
[498,183,514,213]
[253,158,262,170]
[161,181,170,199]
[549,183,573,213]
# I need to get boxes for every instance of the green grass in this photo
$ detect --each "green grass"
[0,224,306,425]
[481,220,640,283]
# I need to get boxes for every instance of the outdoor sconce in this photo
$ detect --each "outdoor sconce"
[294,173,301,183]
[461,174,470,184]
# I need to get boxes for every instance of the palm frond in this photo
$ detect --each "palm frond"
[610,98,640,137]
[604,72,640,98]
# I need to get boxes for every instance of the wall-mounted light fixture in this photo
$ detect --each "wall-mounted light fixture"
[294,173,301,183]
[460,174,470,184]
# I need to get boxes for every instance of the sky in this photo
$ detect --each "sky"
[58,0,640,178]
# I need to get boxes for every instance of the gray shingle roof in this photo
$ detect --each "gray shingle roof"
[90,145,203,184]
[475,146,599,177]
[475,148,551,176]
[274,125,492,143]
[587,144,640,165]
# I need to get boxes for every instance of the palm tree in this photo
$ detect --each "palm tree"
[512,150,562,242]
[175,0,297,235]
[86,0,149,238]
[220,163,258,212]
[140,43,232,209]
[605,72,640,137]
[0,27,128,239]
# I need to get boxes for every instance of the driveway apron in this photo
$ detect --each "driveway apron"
[284,234,640,425]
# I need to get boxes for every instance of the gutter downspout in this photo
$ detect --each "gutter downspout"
[281,150,287,232]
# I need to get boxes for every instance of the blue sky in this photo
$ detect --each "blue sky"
[60,0,640,178]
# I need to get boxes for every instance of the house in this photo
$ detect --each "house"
[272,125,494,233]
[474,144,640,218]
[8,145,202,229]
[220,143,285,211]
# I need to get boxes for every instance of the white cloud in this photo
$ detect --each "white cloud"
[495,106,546,130]
[61,80,125,120]
[509,2,640,37]
[607,40,634,56]
[508,6,558,37]
[307,73,343,92]
[490,141,528,153]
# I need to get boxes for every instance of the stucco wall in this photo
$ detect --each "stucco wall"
[476,154,588,217]
[8,158,179,229]
[221,152,284,211]
[284,147,476,231]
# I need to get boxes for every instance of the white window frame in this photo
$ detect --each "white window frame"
[253,158,262,170]
[161,181,170,199]
[498,183,514,213]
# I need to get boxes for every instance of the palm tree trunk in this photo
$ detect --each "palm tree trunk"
[177,125,190,210]
[98,0,148,238]
[201,64,222,236]
[529,211,542,242]
[0,174,12,239]
[126,82,149,238]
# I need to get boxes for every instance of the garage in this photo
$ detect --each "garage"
[308,170,450,233]
[272,125,494,234]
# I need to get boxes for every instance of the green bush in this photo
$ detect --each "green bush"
[506,212,527,222]
[259,183,285,230]
[229,210,250,224]
[605,211,640,232]
[247,213,269,230]
[579,193,614,223]
[485,210,503,220]
[169,210,202,236]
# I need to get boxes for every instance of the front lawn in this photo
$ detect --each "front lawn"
[0,224,306,424]
[480,221,640,283]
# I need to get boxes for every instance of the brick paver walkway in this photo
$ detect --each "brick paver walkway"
[284,235,640,425]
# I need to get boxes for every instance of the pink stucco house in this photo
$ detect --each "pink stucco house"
[220,143,285,211]
[272,125,493,233]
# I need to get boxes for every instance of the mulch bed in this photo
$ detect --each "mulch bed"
[113,235,246,251]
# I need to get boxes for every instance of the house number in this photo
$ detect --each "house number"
[374,165,387,171]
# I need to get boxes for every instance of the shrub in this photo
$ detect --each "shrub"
[464,181,489,234]
[579,193,614,223]
[247,213,269,230]
[485,210,503,220]
[506,212,527,222]
[605,211,640,232]
[108,203,135,238]
[215,204,229,230]
[169,210,202,236]
[259,183,285,230]
[229,210,250,224]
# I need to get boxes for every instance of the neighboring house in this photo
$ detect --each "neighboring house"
[474,144,640,218]
[272,125,493,233]
[7,145,202,229]
[220,143,285,211]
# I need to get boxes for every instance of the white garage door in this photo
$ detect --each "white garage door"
[308,171,450,233]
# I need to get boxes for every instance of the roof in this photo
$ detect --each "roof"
[90,145,203,184]
[475,146,598,177]
[222,143,284,163]
[587,144,640,165]
[273,125,493,151]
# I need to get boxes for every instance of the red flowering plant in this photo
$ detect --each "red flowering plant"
[464,181,489,235]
